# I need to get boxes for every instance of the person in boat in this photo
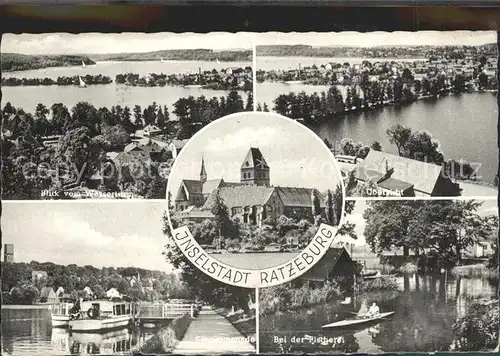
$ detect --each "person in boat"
[69,298,81,320]
[364,302,380,318]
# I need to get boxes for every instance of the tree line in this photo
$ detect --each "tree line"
[2,74,113,86]
[1,261,190,305]
[2,53,95,72]
[362,200,498,269]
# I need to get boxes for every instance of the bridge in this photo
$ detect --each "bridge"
[137,302,195,326]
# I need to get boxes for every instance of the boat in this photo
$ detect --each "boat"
[78,76,87,88]
[284,80,303,84]
[184,84,203,88]
[321,311,395,329]
[160,57,167,63]
[340,296,352,305]
[216,58,220,64]
[82,61,86,68]
[361,270,382,279]
[68,300,133,332]
[50,301,74,327]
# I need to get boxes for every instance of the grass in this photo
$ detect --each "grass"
[356,277,399,293]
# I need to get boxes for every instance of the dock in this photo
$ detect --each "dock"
[173,306,255,354]
[137,303,195,327]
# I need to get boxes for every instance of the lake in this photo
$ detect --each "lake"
[257,81,498,184]
[1,307,158,355]
[1,60,251,117]
[256,56,426,72]
[260,274,498,353]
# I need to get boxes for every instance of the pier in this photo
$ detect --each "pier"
[173,306,255,354]
[137,302,195,327]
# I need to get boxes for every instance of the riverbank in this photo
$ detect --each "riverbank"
[451,264,499,277]
[129,313,192,354]
[213,307,256,347]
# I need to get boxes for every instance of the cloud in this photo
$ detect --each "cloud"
[205,126,279,152]
[51,212,115,247]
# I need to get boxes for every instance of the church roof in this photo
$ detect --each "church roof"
[240,147,269,170]
[276,187,325,208]
[202,186,275,210]
[175,179,203,201]
[202,179,225,195]
[356,150,444,195]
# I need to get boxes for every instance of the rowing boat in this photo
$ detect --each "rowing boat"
[321,311,395,329]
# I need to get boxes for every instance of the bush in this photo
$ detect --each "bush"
[356,277,398,293]
[452,299,499,351]
[259,281,342,315]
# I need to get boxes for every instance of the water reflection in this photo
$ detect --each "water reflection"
[260,274,497,353]
[1,307,156,355]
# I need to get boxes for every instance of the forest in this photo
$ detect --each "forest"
[256,43,497,59]
[1,261,190,305]
[90,49,252,62]
[2,53,96,72]
[2,74,113,86]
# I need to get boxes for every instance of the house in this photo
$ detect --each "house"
[354,150,461,197]
[106,288,122,299]
[143,124,161,137]
[39,287,59,304]
[174,148,328,226]
[299,247,361,289]
[32,271,48,284]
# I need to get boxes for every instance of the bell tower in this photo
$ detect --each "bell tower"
[240,148,270,186]
[200,155,207,184]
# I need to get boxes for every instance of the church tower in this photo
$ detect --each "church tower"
[200,155,207,184]
[240,147,270,186]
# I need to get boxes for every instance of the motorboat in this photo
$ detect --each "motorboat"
[50,302,74,327]
[68,300,133,332]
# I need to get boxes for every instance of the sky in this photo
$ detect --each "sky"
[257,31,497,47]
[167,112,342,200]
[2,202,174,272]
[1,32,255,55]
[335,198,498,246]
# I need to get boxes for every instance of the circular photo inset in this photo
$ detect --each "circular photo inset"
[166,112,345,288]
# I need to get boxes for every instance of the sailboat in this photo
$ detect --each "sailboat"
[160,57,167,63]
[82,61,86,68]
[78,76,87,88]
[216,58,220,64]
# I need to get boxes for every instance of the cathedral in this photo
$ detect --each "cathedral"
[174,147,326,226]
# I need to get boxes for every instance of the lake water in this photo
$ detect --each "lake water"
[257,81,498,184]
[256,56,426,72]
[260,274,498,354]
[1,307,157,355]
[1,60,251,117]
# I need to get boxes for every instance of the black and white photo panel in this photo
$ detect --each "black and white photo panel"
[1,32,254,200]
[255,31,498,199]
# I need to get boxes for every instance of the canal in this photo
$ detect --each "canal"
[260,274,498,353]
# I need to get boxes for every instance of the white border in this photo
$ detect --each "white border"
[165,111,346,288]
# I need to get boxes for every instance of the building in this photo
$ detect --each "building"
[174,147,327,226]
[106,288,122,299]
[32,271,48,284]
[298,248,361,289]
[39,287,59,304]
[4,244,14,263]
[354,150,461,197]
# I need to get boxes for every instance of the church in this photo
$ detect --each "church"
[174,147,326,226]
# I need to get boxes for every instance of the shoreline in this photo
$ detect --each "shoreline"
[213,307,256,347]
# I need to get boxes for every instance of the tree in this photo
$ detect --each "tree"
[68,102,100,135]
[363,200,424,257]
[325,189,336,225]
[404,131,445,165]
[386,124,412,156]
[133,105,143,127]
[311,190,322,220]
[263,103,270,112]
[371,141,382,151]
[245,92,254,111]
[210,190,231,243]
